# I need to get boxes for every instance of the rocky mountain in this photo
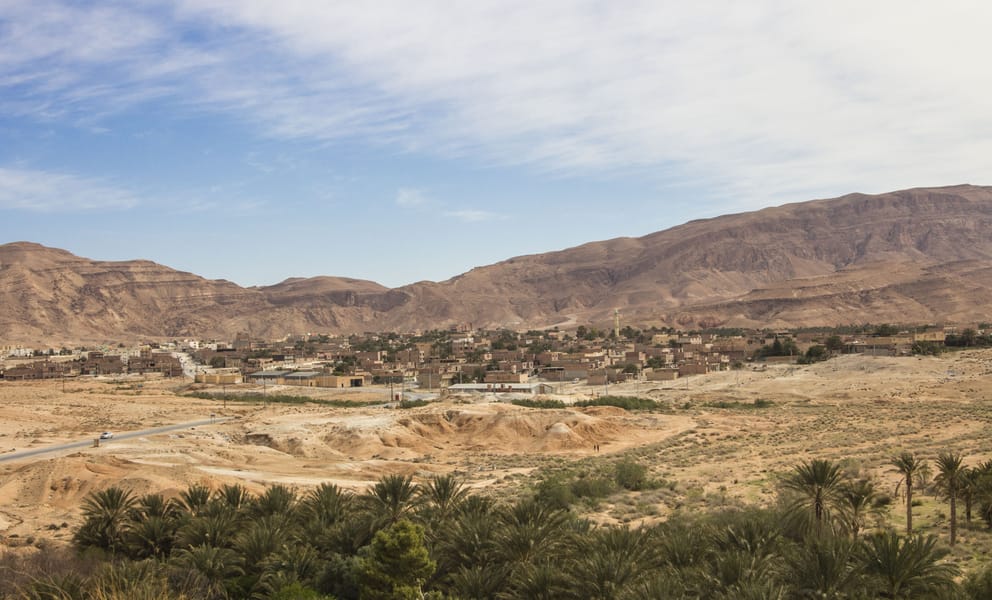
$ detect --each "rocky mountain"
[2,184,992,344]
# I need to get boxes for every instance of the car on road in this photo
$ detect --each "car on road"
[99,431,113,440]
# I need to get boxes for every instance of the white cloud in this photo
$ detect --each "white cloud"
[444,209,504,223]
[395,188,427,207]
[3,1,992,208]
[0,167,138,211]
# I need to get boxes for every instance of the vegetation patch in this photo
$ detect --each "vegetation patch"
[184,391,375,408]
[396,398,431,409]
[511,398,566,409]
[574,395,663,411]
[703,398,774,409]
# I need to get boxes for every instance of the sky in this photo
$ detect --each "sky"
[2,1,991,288]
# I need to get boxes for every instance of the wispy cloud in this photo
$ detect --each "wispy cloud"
[0,166,138,211]
[3,1,991,208]
[395,188,427,207]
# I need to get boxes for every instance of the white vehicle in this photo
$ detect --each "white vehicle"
[99,431,114,440]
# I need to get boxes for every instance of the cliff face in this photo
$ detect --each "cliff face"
[3,184,992,344]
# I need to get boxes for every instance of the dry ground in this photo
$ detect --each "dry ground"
[2,351,992,569]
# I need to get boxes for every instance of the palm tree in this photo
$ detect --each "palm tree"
[303,482,351,524]
[419,473,469,526]
[891,452,926,534]
[961,466,980,526]
[177,508,241,549]
[566,526,659,599]
[433,506,500,582]
[362,473,421,525]
[785,535,862,599]
[915,461,933,496]
[173,544,244,598]
[127,515,177,560]
[126,492,181,560]
[235,515,293,573]
[973,460,992,528]
[214,483,251,511]
[841,479,880,538]
[781,459,847,536]
[178,483,212,517]
[251,483,297,518]
[73,486,138,554]
[934,451,965,546]
[135,493,180,520]
[494,499,571,565]
[501,562,567,600]
[860,532,959,598]
[447,563,509,600]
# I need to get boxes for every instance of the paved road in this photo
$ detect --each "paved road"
[0,417,233,463]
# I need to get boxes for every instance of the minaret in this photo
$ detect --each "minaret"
[614,308,620,339]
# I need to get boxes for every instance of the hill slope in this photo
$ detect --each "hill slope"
[2,184,991,343]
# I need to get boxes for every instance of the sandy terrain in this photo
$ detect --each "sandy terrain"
[3,351,992,551]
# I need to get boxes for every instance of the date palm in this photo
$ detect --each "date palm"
[934,451,965,546]
[786,535,862,599]
[73,486,137,554]
[214,483,251,511]
[961,467,979,526]
[891,452,926,534]
[363,473,421,526]
[860,532,958,598]
[565,526,659,600]
[127,515,177,560]
[173,544,243,597]
[419,473,469,526]
[781,459,847,536]
[251,483,297,518]
[494,499,571,565]
[178,483,212,517]
[433,507,500,582]
[500,562,567,600]
[841,479,880,538]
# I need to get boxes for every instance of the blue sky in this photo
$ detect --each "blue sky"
[2,1,990,288]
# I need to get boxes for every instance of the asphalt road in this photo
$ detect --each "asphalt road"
[0,416,233,463]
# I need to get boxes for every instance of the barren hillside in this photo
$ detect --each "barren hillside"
[2,184,992,343]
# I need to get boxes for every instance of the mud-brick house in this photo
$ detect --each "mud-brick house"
[1,359,64,380]
[77,352,125,376]
[128,349,183,376]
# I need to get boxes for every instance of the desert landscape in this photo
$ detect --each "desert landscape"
[4,349,992,571]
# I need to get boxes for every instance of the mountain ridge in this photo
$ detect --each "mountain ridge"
[2,184,991,344]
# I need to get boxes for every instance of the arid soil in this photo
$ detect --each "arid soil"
[3,351,992,558]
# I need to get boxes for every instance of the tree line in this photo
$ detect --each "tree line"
[3,455,992,599]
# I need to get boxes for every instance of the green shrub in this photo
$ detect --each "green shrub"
[185,392,373,407]
[511,398,566,409]
[570,476,615,500]
[575,396,660,411]
[615,459,649,491]
[397,399,430,409]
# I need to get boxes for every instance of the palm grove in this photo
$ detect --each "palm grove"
[4,450,992,599]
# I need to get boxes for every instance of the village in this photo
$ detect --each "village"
[0,322,971,393]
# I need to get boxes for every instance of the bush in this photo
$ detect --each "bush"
[185,392,373,408]
[615,459,649,491]
[535,477,575,510]
[511,398,566,409]
[570,476,615,500]
[703,399,773,409]
[575,396,660,411]
[397,399,430,409]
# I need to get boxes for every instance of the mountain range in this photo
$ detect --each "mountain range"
[3,184,991,344]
